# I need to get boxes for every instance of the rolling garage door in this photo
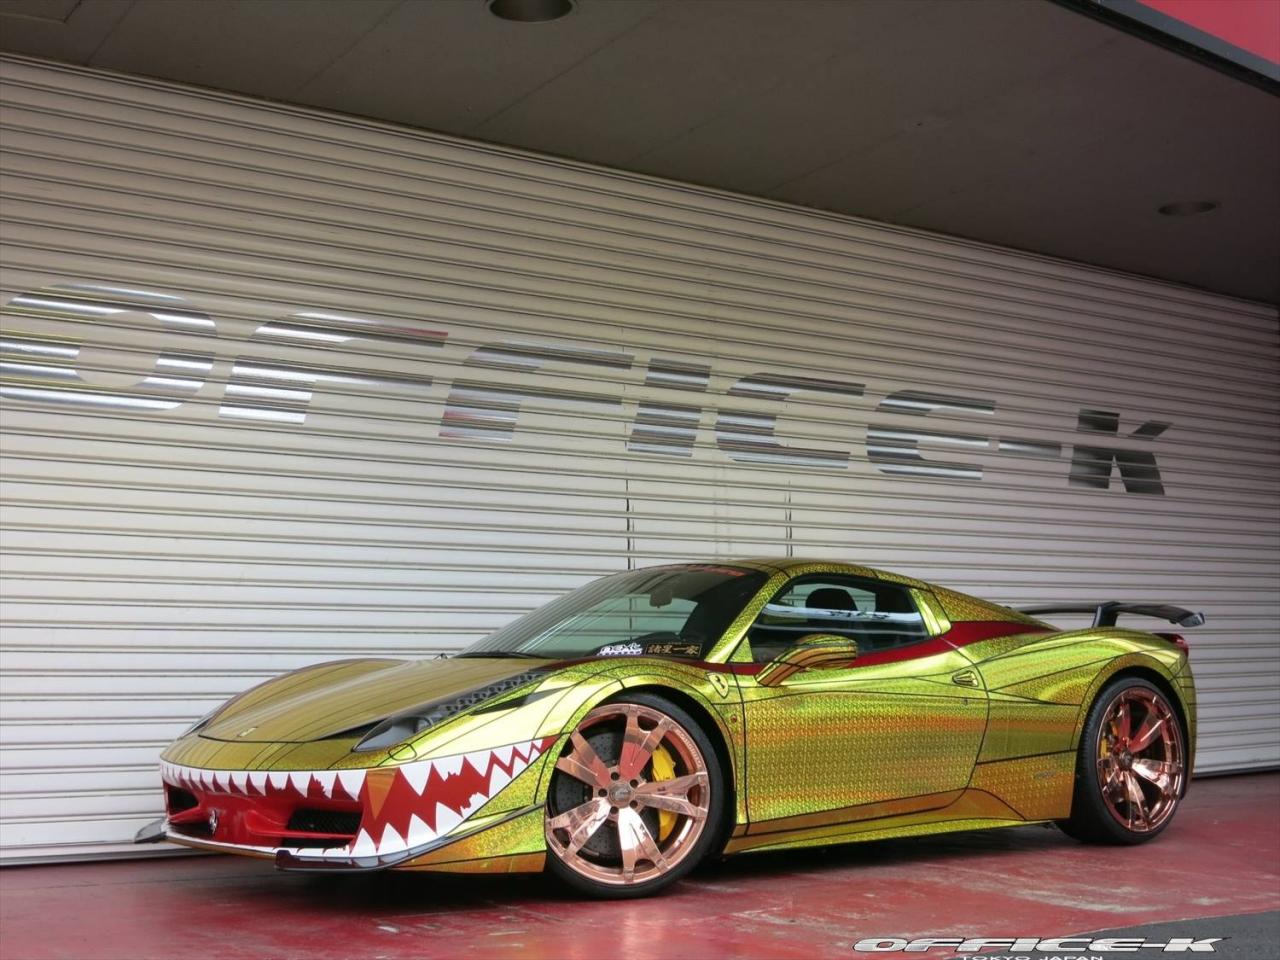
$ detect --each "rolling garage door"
[1,55,1276,863]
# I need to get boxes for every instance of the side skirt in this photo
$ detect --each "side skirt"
[724,787,1042,855]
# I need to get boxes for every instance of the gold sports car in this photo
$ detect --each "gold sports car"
[138,559,1202,898]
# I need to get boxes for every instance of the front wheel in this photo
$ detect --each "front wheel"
[1059,676,1187,844]
[543,693,724,898]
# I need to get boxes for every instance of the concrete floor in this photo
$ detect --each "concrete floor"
[2,773,1277,960]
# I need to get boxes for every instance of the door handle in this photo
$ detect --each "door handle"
[952,670,980,688]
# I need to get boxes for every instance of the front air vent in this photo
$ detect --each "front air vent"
[165,785,198,814]
[284,808,362,848]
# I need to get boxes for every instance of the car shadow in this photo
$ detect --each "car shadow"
[270,822,1075,913]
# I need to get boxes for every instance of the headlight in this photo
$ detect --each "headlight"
[353,670,548,752]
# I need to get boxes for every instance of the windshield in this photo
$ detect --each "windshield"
[461,564,768,660]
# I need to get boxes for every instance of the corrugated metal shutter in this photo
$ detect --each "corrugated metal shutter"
[1,55,1276,863]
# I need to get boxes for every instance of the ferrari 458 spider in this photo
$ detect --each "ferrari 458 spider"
[139,559,1201,897]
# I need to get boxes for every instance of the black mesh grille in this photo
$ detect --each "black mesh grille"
[286,808,361,837]
[166,786,198,814]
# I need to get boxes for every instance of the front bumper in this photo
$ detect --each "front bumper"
[139,737,556,871]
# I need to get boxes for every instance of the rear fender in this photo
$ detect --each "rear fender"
[1069,651,1191,758]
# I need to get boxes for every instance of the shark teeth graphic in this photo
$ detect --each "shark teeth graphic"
[406,814,433,847]
[434,802,463,836]
[400,760,432,795]
[377,824,405,856]
[435,754,464,779]
[312,771,336,798]
[158,736,557,860]
[350,829,376,857]
[336,769,365,800]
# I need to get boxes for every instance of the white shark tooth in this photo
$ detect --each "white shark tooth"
[399,760,432,795]
[248,771,268,794]
[288,771,312,795]
[199,770,214,791]
[433,802,463,836]
[337,769,365,800]
[462,751,490,777]
[406,814,435,847]
[229,771,247,794]
[492,744,514,768]
[487,765,512,796]
[267,771,289,792]
[312,771,337,797]
[350,829,376,857]
[434,754,463,779]
[377,824,405,855]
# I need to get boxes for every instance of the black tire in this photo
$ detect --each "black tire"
[544,691,725,899]
[1058,675,1188,844]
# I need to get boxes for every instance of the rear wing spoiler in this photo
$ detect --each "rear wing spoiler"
[1017,602,1206,629]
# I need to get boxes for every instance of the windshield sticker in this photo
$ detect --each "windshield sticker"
[597,642,644,656]
[643,641,702,658]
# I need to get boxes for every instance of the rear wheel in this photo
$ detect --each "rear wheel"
[1059,676,1187,844]
[543,693,723,898]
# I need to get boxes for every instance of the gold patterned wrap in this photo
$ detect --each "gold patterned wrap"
[151,558,1197,872]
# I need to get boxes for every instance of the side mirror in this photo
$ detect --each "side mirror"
[756,634,859,687]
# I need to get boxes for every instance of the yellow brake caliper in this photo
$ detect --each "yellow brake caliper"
[650,744,678,841]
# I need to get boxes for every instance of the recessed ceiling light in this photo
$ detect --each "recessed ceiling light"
[1157,200,1219,216]
[488,0,575,23]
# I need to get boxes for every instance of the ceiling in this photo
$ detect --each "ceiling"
[2,0,1277,304]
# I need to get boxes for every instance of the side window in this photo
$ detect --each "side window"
[747,576,929,662]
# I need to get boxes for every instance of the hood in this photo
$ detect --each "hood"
[200,656,552,743]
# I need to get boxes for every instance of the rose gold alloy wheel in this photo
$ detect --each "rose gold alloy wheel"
[545,702,711,886]
[1095,687,1185,833]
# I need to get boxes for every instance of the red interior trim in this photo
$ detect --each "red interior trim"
[705,620,1051,674]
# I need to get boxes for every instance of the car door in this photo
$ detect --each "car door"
[738,573,988,828]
